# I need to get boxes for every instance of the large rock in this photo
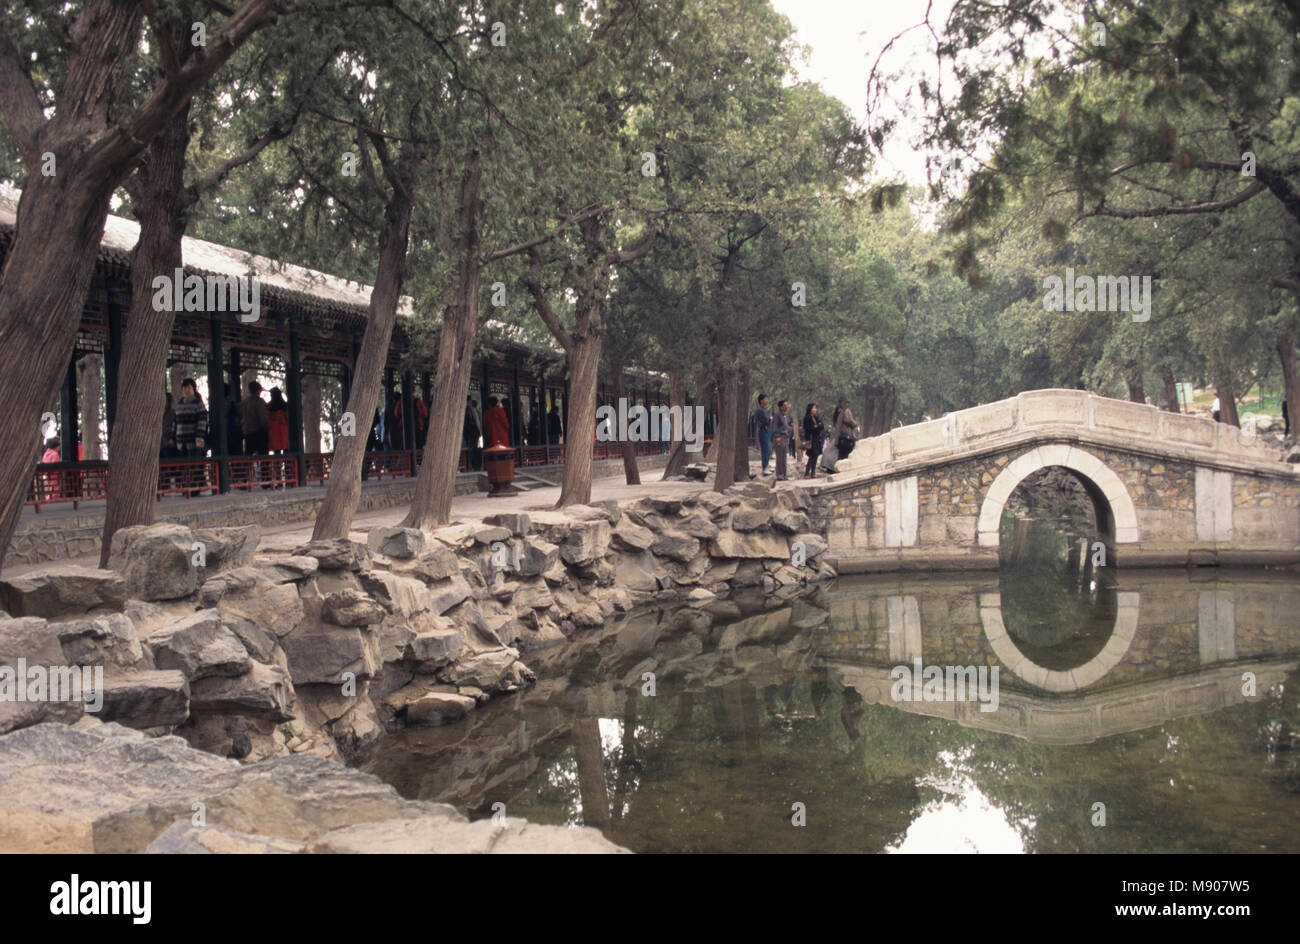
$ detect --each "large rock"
[217,582,304,639]
[443,648,528,691]
[406,546,461,583]
[730,507,772,531]
[358,571,435,618]
[192,525,260,575]
[0,616,85,733]
[310,814,629,854]
[367,527,425,559]
[149,609,251,681]
[291,539,371,572]
[651,531,700,563]
[428,574,474,615]
[0,565,126,618]
[321,589,386,627]
[611,519,656,551]
[409,621,463,670]
[516,537,560,577]
[108,523,199,601]
[483,513,531,536]
[0,723,233,852]
[560,520,610,566]
[405,691,476,726]
[221,614,278,663]
[281,628,380,684]
[678,514,721,540]
[146,821,305,854]
[613,552,661,592]
[91,753,456,853]
[99,670,190,728]
[791,532,829,561]
[52,612,143,669]
[189,663,294,721]
[771,508,811,533]
[256,556,320,582]
[708,530,789,559]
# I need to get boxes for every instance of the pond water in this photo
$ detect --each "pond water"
[360,569,1300,853]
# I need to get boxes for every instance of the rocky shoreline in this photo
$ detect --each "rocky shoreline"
[0,477,833,852]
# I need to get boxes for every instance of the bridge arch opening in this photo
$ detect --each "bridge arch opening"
[977,444,1139,560]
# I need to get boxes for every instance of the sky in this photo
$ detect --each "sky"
[768,0,955,186]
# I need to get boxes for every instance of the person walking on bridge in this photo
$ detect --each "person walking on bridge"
[833,398,860,461]
[802,403,824,479]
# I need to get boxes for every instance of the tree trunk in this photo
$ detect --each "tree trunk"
[302,373,322,453]
[99,104,190,565]
[1162,370,1181,413]
[610,363,640,485]
[1277,328,1299,436]
[0,174,123,566]
[864,382,896,436]
[661,369,688,479]
[313,165,418,540]
[0,0,278,570]
[712,368,738,492]
[401,150,483,531]
[78,355,103,460]
[557,330,601,507]
[1216,378,1240,427]
[733,365,751,482]
[1126,365,1145,403]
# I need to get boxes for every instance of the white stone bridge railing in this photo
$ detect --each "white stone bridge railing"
[831,389,1296,484]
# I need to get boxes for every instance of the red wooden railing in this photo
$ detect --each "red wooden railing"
[27,437,676,510]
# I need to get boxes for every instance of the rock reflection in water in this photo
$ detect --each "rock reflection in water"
[360,571,1300,853]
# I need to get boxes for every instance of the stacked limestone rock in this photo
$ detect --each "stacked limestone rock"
[0,478,833,764]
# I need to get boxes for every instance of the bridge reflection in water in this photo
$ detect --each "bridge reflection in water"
[361,572,1300,853]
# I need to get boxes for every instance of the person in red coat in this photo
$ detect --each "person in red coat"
[483,396,510,447]
[267,387,290,453]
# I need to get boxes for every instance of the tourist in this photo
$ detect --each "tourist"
[414,395,429,449]
[754,393,773,475]
[464,397,483,470]
[1212,395,1221,422]
[773,399,794,480]
[237,381,270,456]
[484,395,510,447]
[268,387,289,454]
[38,436,62,500]
[174,378,208,496]
[174,379,208,458]
[547,402,564,445]
[802,403,824,479]
[834,397,859,460]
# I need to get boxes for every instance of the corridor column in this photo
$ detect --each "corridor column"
[287,328,304,487]
[104,278,124,444]
[60,359,78,462]
[209,316,230,492]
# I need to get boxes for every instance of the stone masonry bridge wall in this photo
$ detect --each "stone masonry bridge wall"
[802,389,1300,573]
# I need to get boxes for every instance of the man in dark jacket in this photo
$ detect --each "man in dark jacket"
[547,403,564,445]
[237,381,270,456]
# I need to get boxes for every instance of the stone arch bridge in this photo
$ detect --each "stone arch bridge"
[804,389,1300,573]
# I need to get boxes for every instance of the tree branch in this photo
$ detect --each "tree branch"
[523,247,574,352]
[0,27,46,163]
